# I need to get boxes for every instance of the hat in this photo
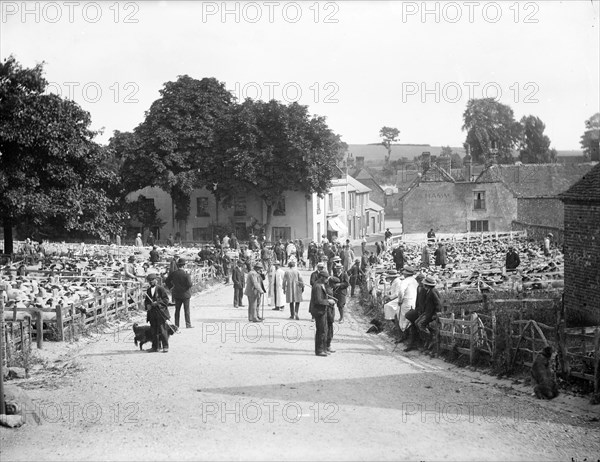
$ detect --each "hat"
[334,262,343,269]
[177,257,186,266]
[416,273,425,282]
[547,233,553,237]
[317,262,326,269]
[332,256,341,262]
[384,269,399,277]
[254,262,263,269]
[318,270,329,278]
[146,273,158,282]
[423,276,437,287]
[402,266,416,276]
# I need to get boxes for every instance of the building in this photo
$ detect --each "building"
[127,169,383,244]
[478,163,596,244]
[558,163,600,326]
[396,156,596,236]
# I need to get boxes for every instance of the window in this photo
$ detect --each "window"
[317,222,321,240]
[234,195,246,216]
[470,220,489,232]
[274,197,286,216]
[316,197,321,214]
[142,197,155,206]
[192,227,210,241]
[196,197,210,217]
[328,193,333,211]
[473,191,486,210]
[272,227,291,242]
[341,192,346,209]
[349,192,355,209]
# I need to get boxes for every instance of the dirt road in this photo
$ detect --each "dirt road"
[2,271,599,461]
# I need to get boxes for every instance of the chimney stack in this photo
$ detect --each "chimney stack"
[421,152,431,171]
[591,139,599,162]
[463,155,472,182]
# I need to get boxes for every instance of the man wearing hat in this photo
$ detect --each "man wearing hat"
[144,274,171,353]
[309,270,336,356]
[245,262,266,322]
[165,258,194,329]
[283,260,304,320]
[505,246,520,271]
[383,269,402,320]
[124,255,142,281]
[392,244,405,271]
[404,273,426,351]
[270,260,286,311]
[396,266,419,341]
[331,262,349,323]
[135,233,143,248]
[232,259,246,308]
[348,258,364,297]
[415,276,442,350]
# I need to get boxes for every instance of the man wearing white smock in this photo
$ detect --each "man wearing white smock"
[383,269,402,320]
[396,266,418,331]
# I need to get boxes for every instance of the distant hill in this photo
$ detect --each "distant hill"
[347,144,466,164]
[346,144,584,165]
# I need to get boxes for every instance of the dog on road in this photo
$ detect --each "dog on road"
[133,323,153,351]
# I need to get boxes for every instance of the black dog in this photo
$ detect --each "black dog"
[133,323,153,351]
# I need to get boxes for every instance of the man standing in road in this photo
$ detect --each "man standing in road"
[245,262,266,322]
[309,270,335,357]
[165,258,194,329]
[144,273,171,353]
[283,260,304,320]
[270,261,285,311]
[232,260,245,308]
[331,262,349,323]
[434,242,447,269]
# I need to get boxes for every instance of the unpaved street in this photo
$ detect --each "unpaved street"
[2,271,600,461]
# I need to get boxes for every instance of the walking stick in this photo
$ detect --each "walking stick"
[261,293,265,319]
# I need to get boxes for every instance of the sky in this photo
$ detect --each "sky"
[1,0,599,150]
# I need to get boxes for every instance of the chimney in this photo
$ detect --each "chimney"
[356,156,365,169]
[421,152,431,171]
[463,155,472,182]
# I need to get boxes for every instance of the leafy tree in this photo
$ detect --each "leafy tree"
[0,56,125,253]
[218,99,346,238]
[115,75,234,239]
[580,112,600,161]
[518,115,556,163]
[450,153,463,168]
[125,195,167,235]
[379,126,400,165]
[440,146,453,157]
[462,98,521,164]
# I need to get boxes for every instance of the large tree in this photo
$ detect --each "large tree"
[518,115,557,163]
[217,99,346,238]
[115,75,234,240]
[462,98,522,164]
[580,112,600,161]
[379,126,400,165]
[0,56,125,252]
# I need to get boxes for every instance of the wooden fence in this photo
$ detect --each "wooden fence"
[2,319,32,368]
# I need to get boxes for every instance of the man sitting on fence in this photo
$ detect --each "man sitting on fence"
[416,276,442,351]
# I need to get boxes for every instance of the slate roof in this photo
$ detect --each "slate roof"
[558,162,600,203]
[475,163,596,198]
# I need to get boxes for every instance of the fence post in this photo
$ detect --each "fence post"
[36,310,43,349]
[469,314,476,365]
[0,282,6,415]
[55,305,64,341]
[593,328,600,395]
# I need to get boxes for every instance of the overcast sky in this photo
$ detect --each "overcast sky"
[2,1,599,150]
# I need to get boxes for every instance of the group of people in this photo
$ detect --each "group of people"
[381,265,442,352]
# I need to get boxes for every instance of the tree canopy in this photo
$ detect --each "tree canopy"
[580,112,600,160]
[0,56,125,252]
[462,98,522,164]
[518,115,557,164]
[379,126,400,165]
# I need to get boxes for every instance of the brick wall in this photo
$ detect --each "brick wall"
[563,202,600,325]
